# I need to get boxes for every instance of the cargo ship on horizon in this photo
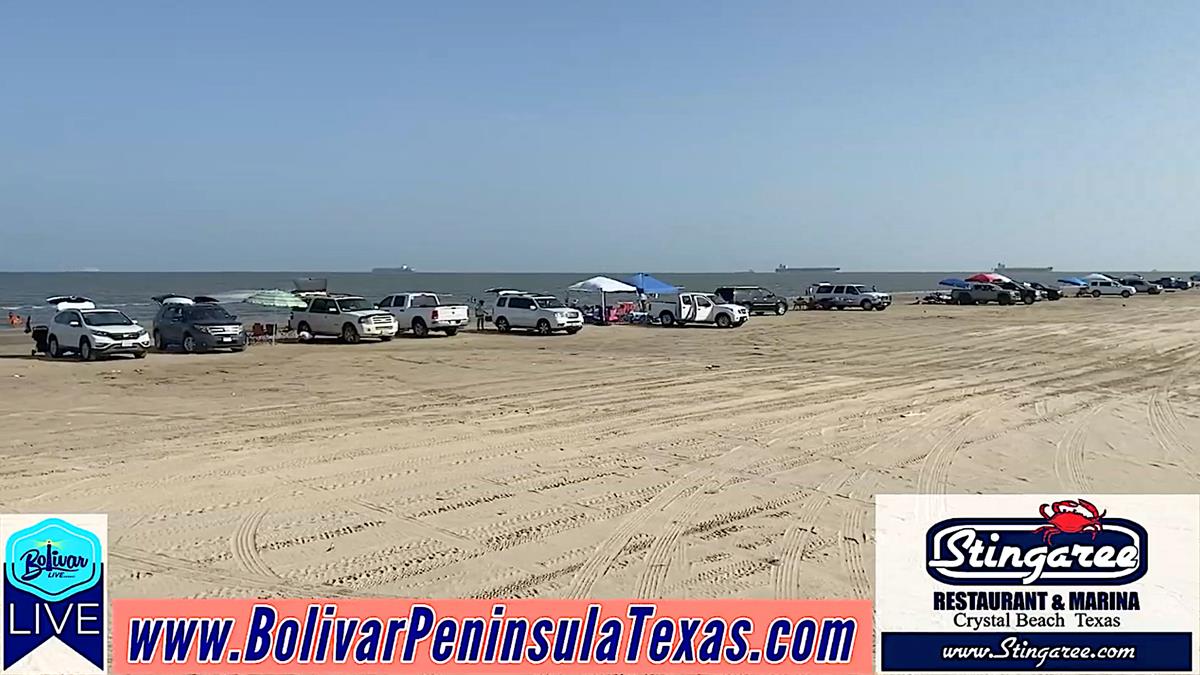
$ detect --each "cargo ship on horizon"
[775,264,840,273]
[994,263,1053,272]
[371,265,415,273]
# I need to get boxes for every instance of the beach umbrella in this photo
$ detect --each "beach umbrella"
[965,273,1007,283]
[242,290,307,343]
[939,278,971,289]
[244,289,307,308]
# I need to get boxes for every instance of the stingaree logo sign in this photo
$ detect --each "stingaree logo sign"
[2,514,107,675]
[926,498,1148,585]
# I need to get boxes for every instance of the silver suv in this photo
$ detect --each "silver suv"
[808,283,892,311]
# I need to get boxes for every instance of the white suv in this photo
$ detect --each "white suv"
[46,305,151,360]
[491,294,583,335]
[292,294,398,343]
[1088,280,1135,298]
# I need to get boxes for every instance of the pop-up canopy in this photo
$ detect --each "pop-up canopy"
[1058,277,1088,287]
[627,273,678,295]
[568,276,637,294]
[568,276,637,325]
[939,278,971,289]
[1084,273,1115,282]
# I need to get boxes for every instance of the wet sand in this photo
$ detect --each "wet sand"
[1,294,1198,600]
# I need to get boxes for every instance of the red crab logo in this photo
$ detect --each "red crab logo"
[1033,498,1106,544]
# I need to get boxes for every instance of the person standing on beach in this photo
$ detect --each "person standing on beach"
[475,298,486,331]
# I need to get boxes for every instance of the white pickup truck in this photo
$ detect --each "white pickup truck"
[377,293,469,337]
[649,292,749,328]
[292,294,398,343]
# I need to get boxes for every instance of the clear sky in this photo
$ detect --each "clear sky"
[3,1,1197,272]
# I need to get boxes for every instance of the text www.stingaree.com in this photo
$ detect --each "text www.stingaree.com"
[125,603,859,668]
[943,637,1135,668]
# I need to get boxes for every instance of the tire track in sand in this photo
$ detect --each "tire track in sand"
[565,445,747,598]
[772,469,856,599]
[916,411,985,496]
[1054,404,1102,492]
[231,510,278,580]
[837,474,874,599]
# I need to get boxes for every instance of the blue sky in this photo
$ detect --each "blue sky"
[2,1,1197,271]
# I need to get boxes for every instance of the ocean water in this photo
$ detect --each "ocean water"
[2,270,1195,325]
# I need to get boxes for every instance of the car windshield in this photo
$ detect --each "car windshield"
[187,306,235,322]
[336,298,375,312]
[83,310,134,326]
[535,297,565,308]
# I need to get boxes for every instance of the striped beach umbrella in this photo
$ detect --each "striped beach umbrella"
[243,289,307,309]
[242,290,307,343]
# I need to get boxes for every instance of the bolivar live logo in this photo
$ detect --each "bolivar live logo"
[2,514,107,675]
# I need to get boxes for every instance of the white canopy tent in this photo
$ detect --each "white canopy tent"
[1084,273,1116,282]
[567,276,637,324]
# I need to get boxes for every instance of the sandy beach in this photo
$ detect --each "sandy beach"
[1,294,1198,601]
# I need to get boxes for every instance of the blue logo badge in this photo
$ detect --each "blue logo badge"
[5,518,101,602]
[926,499,1148,586]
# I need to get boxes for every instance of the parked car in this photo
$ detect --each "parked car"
[1152,277,1193,291]
[291,294,398,343]
[649,292,748,327]
[1121,278,1162,295]
[378,293,469,337]
[491,293,583,335]
[713,286,789,315]
[1191,273,1200,283]
[1087,280,1135,298]
[806,284,893,311]
[949,283,1017,306]
[152,296,246,353]
[36,298,151,360]
[996,281,1039,304]
[1025,282,1062,300]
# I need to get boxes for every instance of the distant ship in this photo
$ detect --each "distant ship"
[776,264,840,273]
[994,263,1053,273]
[371,265,415,273]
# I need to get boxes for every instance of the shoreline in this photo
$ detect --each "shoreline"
[3,295,1198,599]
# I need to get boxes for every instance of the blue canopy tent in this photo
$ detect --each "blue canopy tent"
[1057,277,1088,287]
[939,278,971,289]
[626,273,678,295]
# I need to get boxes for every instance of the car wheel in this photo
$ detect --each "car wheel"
[443,327,458,336]
[565,327,580,334]
[48,335,61,358]
[379,336,393,342]
[1121,290,1131,298]
[495,316,511,332]
[775,303,787,315]
[182,333,197,354]
[296,322,312,341]
[79,338,94,361]
[860,299,872,310]
[835,305,845,310]
[1091,290,1102,298]
[874,304,887,311]
[536,319,552,335]
[715,313,732,328]
[411,319,429,337]
[341,323,360,344]
[153,330,167,351]
[658,310,676,326]
[133,350,146,359]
